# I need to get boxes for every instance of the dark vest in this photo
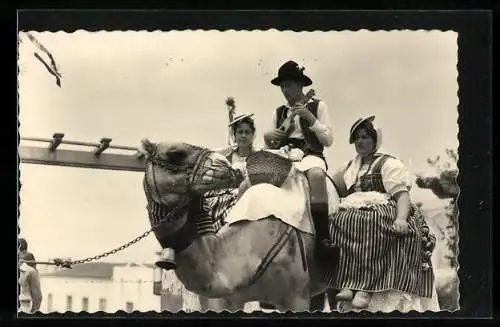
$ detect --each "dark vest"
[346,154,395,195]
[275,99,324,157]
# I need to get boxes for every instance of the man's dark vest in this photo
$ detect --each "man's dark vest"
[345,154,396,195]
[275,99,324,157]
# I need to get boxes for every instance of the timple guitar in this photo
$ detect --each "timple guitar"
[276,89,316,135]
[264,89,316,149]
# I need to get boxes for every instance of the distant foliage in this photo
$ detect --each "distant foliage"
[425,149,459,269]
[426,148,458,173]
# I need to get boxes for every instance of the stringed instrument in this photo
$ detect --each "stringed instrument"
[264,89,316,149]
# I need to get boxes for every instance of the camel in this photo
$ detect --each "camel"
[140,139,440,313]
[140,139,340,312]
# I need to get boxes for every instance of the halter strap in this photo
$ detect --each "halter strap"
[187,148,213,193]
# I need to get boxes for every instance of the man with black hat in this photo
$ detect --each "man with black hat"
[264,60,339,269]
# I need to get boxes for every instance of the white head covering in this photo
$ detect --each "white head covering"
[343,121,383,191]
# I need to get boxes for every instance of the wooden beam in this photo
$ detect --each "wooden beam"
[19,145,146,172]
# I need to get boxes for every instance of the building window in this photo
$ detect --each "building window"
[66,295,73,311]
[125,301,134,313]
[47,293,53,312]
[81,297,89,312]
[153,267,162,296]
[98,298,107,312]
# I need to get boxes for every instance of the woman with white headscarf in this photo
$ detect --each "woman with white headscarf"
[327,116,439,312]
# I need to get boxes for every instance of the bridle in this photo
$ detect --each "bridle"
[145,145,213,197]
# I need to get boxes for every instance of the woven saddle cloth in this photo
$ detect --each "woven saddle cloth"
[245,150,293,188]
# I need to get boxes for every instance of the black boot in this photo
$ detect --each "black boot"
[311,203,340,271]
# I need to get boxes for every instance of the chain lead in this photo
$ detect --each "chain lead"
[53,205,185,269]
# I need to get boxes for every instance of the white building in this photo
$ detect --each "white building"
[38,262,162,313]
[37,260,259,313]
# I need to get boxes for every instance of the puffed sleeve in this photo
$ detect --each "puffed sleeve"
[381,157,412,196]
[309,100,334,147]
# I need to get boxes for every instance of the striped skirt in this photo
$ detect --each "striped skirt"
[326,200,435,298]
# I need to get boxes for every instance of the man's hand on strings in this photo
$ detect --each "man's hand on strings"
[293,104,315,125]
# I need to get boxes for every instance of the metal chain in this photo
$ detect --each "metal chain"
[50,149,234,269]
[52,205,186,269]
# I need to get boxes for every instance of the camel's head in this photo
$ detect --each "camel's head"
[140,138,242,206]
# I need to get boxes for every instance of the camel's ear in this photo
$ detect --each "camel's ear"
[140,138,156,157]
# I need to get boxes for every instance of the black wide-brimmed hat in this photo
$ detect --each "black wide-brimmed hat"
[349,115,376,144]
[271,60,313,86]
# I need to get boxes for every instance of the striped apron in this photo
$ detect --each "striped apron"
[325,155,435,298]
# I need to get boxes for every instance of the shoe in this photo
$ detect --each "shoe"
[335,288,354,301]
[351,291,371,309]
[155,248,176,270]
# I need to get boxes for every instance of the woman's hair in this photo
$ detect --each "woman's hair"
[19,238,28,252]
[354,121,377,144]
[231,116,256,135]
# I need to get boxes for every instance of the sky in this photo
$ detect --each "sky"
[18,30,458,264]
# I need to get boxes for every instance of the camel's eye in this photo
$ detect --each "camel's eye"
[165,148,187,165]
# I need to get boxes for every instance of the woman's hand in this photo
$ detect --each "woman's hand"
[392,218,410,235]
[392,190,411,235]
[232,161,247,176]
[287,148,304,161]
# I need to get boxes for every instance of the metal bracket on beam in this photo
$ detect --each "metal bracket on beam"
[94,138,112,156]
[135,150,145,159]
[48,133,65,152]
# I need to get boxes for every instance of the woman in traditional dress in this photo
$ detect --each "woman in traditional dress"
[215,113,257,177]
[329,115,439,311]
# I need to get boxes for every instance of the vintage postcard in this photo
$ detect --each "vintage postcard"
[17,10,487,317]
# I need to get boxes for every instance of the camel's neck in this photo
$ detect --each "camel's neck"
[192,188,239,236]
[174,191,245,297]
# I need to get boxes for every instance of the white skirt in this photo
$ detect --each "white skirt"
[294,154,327,172]
[262,149,327,173]
[225,167,340,235]
[336,286,441,313]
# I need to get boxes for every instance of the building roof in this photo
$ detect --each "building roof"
[40,262,157,280]
[40,262,128,280]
